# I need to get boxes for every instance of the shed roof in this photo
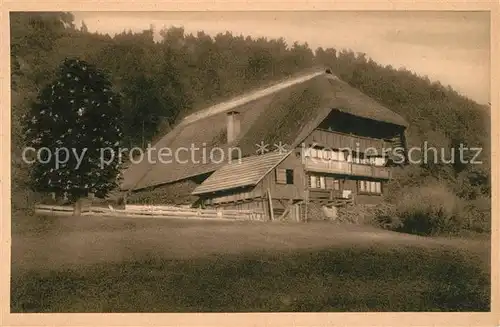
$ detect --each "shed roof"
[191,151,289,195]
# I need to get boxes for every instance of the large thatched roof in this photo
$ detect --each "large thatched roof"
[121,69,408,191]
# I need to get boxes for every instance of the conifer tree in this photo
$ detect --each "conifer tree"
[24,58,123,215]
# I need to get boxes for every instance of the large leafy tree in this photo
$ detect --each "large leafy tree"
[23,58,123,214]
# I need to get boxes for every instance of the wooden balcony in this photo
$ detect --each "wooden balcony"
[351,163,372,176]
[372,166,391,179]
[308,189,354,205]
[303,158,352,174]
[304,157,391,179]
[304,129,397,154]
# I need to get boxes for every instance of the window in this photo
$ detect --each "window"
[333,179,340,190]
[319,176,326,189]
[359,180,365,192]
[309,175,317,188]
[286,169,294,184]
[366,156,387,166]
[330,150,347,161]
[352,152,366,164]
[276,169,294,185]
[358,180,382,195]
[311,148,332,160]
[309,175,326,189]
[375,157,386,166]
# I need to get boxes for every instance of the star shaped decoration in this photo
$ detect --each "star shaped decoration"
[273,141,288,154]
[255,141,269,155]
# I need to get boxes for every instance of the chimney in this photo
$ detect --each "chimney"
[226,111,241,143]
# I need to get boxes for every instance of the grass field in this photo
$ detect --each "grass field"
[11,214,490,312]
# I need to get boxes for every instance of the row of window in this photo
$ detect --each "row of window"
[308,175,340,190]
[306,148,386,166]
[275,169,383,195]
[358,180,382,194]
[307,174,382,195]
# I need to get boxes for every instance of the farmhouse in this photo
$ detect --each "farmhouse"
[121,68,408,220]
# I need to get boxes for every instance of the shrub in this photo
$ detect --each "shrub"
[374,187,491,236]
[392,184,462,235]
[460,197,491,233]
[370,203,402,230]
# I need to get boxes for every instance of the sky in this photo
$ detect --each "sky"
[72,11,490,104]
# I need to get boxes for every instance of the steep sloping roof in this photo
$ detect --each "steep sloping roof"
[192,151,289,195]
[121,69,408,191]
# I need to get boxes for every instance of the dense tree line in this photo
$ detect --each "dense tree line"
[11,12,490,224]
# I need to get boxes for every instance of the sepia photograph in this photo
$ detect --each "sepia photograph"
[7,8,494,319]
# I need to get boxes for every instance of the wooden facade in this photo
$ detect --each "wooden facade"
[123,69,410,219]
[196,111,405,221]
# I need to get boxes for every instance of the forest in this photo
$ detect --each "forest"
[11,12,491,234]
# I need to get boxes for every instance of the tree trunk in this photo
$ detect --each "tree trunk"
[73,198,83,216]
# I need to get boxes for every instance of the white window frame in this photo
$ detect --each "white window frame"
[319,176,326,189]
[309,175,326,189]
[310,175,317,188]
[358,180,382,195]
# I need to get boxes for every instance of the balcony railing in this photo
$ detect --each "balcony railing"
[308,189,354,203]
[303,159,351,174]
[372,166,391,179]
[306,129,391,153]
[304,157,391,179]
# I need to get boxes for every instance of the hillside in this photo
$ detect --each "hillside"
[10,12,490,234]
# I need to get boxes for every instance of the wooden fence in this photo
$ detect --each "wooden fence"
[35,204,266,221]
[35,204,93,216]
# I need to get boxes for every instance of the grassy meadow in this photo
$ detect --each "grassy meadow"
[11,214,490,312]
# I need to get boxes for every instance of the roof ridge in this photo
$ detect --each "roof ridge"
[181,70,326,125]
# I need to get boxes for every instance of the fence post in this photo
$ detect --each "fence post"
[267,188,274,221]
